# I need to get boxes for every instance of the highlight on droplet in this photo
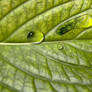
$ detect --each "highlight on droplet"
[27,31,45,44]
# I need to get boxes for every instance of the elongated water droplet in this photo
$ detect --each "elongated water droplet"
[27,31,44,44]
[56,20,75,35]
[56,14,87,35]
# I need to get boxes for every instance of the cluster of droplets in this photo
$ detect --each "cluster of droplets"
[27,31,65,52]
[27,14,89,44]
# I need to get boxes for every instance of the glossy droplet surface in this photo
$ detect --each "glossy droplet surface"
[56,19,75,35]
[56,15,89,36]
[27,31,44,44]
[57,42,64,50]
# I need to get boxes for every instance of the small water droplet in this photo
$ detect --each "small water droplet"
[57,42,64,50]
[27,31,45,44]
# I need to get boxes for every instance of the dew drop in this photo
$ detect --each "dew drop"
[56,20,75,35]
[56,14,88,35]
[57,42,64,50]
[27,31,45,44]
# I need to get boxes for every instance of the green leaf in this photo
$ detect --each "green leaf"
[0,0,92,92]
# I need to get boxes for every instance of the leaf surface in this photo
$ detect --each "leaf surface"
[0,0,92,92]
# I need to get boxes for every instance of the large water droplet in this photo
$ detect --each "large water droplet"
[27,31,44,44]
[56,20,75,35]
[56,14,88,35]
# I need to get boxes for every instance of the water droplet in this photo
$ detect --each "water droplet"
[56,14,89,36]
[57,42,64,50]
[56,20,75,35]
[27,31,45,44]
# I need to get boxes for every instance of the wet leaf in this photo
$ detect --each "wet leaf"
[0,0,92,92]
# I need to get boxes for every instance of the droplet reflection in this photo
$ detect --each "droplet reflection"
[27,31,45,44]
[57,42,64,50]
